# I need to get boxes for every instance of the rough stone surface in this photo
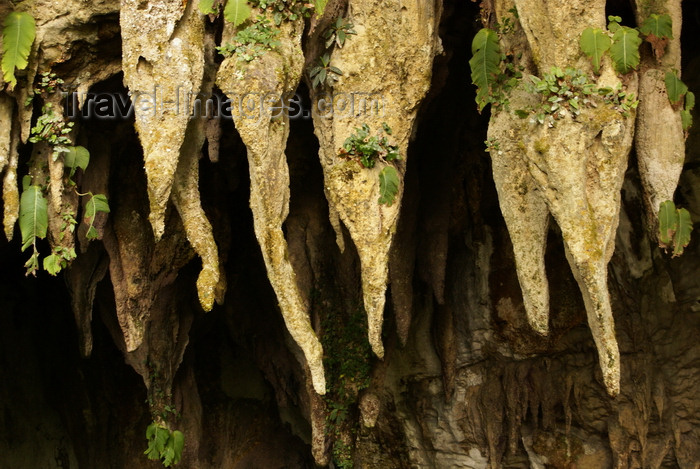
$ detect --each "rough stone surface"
[120,0,205,239]
[216,17,326,395]
[487,0,638,396]
[0,1,699,468]
[634,0,686,233]
[0,93,18,240]
[311,0,442,358]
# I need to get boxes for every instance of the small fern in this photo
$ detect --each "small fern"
[1,11,36,89]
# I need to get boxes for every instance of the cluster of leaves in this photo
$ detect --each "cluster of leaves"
[580,14,672,75]
[29,104,74,157]
[309,53,342,89]
[658,200,693,257]
[469,28,523,112]
[319,299,372,469]
[20,147,110,276]
[248,0,315,26]
[20,73,110,276]
[338,123,400,206]
[484,138,500,153]
[216,17,281,61]
[665,70,695,131]
[200,0,324,26]
[144,422,184,467]
[518,67,637,125]
[1,10,36,89]
[323,17,356,49]
[309,16,356,90]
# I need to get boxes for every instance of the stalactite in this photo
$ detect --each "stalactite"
[172,117,224,312]
[634,0,686,233]
[216,17,326,395]
[120,0,205,240]
[311,0,442,358]
[487,0,636,396]
[0,94,18,240]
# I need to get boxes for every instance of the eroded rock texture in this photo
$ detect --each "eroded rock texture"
[634,0,686,233]
[216,16,326,395]
[0,0,699,468]
[311,0,442,358]
[487,0,640,396]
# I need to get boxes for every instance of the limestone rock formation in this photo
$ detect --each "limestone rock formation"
[311,0,442,358]
[216,16,326,395]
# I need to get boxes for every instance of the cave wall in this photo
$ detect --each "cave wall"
[0,0,699,468]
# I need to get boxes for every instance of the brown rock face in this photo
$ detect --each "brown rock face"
[0,1,699,468]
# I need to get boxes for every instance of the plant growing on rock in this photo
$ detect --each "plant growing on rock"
[1,10,36,89]
[338,123,401,206]
[665,70,695,131]
[658,200,693,257]
[308,16,355,90]
[580,14,673,75]
[323,17,356,49]
[309,53,342,89]
[19,72,110,276]
[216,17,281,61]
[518,67,638,125]
[144,421,184,467]
[469,8,524,112]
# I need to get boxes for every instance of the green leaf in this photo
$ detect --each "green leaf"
[223,0,252,27]
[469,28,501,112]
[1,11,36,89]
[665,71,688,105]
[85,193,110,219]
[610,26,641,74]
[198,0,217,15]
[63,145,90,176]
[658,200,677,246]
[681,90,694,130]
[19,185,48,252]
[314,0,327,15]
[171,431,184,464]
[640,14,673,39]
[579,28,611,74]
[378,166,399,206]
[686,91,695,111]
[681,110,693,131]
[514,109,529,118]
[607,16,622,33]
[43,253,62,276]
[673,208,693,257]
